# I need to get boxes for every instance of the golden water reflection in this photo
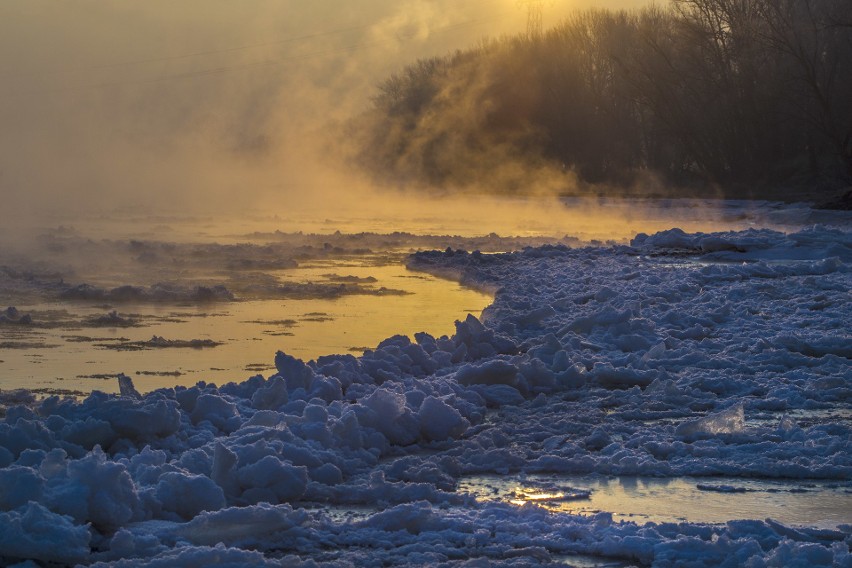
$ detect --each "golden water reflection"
[509,486,592,506]
[12,195,822,245]
[0,260,493,395]
[462,474,852,529]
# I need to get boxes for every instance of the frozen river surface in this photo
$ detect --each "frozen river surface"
[0,198,850,566]
[1,196,837,396]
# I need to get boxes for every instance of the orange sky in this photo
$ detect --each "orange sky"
[0,0,655,217]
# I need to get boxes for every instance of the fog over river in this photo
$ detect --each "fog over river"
[1,196,832,396]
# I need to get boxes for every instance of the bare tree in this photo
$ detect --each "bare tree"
[756,0,852,178]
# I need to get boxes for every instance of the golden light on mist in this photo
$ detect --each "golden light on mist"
[0,0,660,221]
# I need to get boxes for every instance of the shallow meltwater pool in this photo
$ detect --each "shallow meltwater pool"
[0,259,492,395]
[460,474,852,530]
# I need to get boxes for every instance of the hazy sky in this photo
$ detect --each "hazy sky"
[0,0,652,217]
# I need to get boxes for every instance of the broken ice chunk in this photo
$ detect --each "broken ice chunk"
[675,403,745,440]
[117,374,141,399]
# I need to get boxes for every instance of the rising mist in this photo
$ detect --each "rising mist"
[0,0,650,224]
[350,0,852,200]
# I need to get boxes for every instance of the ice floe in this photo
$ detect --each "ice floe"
[0,225,850,566]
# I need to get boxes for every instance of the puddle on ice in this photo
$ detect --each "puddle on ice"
[460,474,852,530]
[551,557,635,568]
[747,408,852,429]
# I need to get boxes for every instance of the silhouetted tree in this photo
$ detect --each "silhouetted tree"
[348,0,852,196]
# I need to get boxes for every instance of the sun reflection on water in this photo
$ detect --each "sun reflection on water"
[462,474,852,529]
[509,486,592,507]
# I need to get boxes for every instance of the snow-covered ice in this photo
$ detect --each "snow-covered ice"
[0,224,850,566]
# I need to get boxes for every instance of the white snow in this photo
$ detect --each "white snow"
[0,223,850,566]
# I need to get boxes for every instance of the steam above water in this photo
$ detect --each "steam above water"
[1,6,851,564]
[2,0,845,397]
[0,0,647,220]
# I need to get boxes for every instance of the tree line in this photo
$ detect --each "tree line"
[348,0,852,199]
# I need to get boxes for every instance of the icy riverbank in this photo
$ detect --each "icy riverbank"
[0,225,850,566]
